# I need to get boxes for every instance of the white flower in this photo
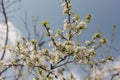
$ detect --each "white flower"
[92,45,96,49]
[99,38,106,45]
[68,3,72,9]
[69,10,74,16]
[65,45,73,50]
[49,29,53,33]
[72,17,76,22]
[62,2,66,7]
[80,46,87,50]
[85,40,90,46]
[88,48,94,53]
[64,19,68,23]
[75,46,81,53]
[75,46,87,53]
[63,23,71,30]
[64,40,75,45]
[76,20,87,30]
[0,76,4,80]
[94,70,104,80]
[55,33,62,39]
[48,41,53,47]
[63,7,68,14]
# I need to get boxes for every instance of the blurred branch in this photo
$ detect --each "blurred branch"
[107,25,118,53]
[19,10,31,41]
[0,0,9,60]
[0,0,22,60]
[32,16,39,40]
[65,0,72,40]
[32,16,45,47]
[111,71,120,80]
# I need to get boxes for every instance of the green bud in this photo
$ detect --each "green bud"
[94,33,101,38]
[86,14,92,20]
[44,48,49,53]
[31,40,37,45]
[37,68,42,75]
[107,56,113,61]
[16,41,20,48]
[68,3,72,9]
[86,14,92,23]
[74,14,80,20]
[56,29,61,34]
[41,20,48,26]
[99,38,107,45]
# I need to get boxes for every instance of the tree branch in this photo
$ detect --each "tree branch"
[0,0,9,60]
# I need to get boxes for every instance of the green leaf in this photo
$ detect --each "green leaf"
[37,68,42,75]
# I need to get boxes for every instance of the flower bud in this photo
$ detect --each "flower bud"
[99,38,106,45]
[41,20,48,26]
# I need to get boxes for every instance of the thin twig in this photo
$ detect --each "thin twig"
[111,71,120,80]
[19,10,31,41]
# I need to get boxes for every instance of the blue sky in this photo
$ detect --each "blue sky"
[12,0,120,55]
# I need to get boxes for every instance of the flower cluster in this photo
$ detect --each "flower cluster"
[0,0,113,80]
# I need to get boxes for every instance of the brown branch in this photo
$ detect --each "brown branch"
[0,0,9,60]
[53,60,74,69]
[65,0,72,40]
[0,58,22,75]
[53,55,68,67]
[65,0,71,23]
[5,0,17,9]
[0,66,11,75]
[44,25,57,47]
[19,10,31,41]
[107,25,116,54]
[111,71,120,80]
